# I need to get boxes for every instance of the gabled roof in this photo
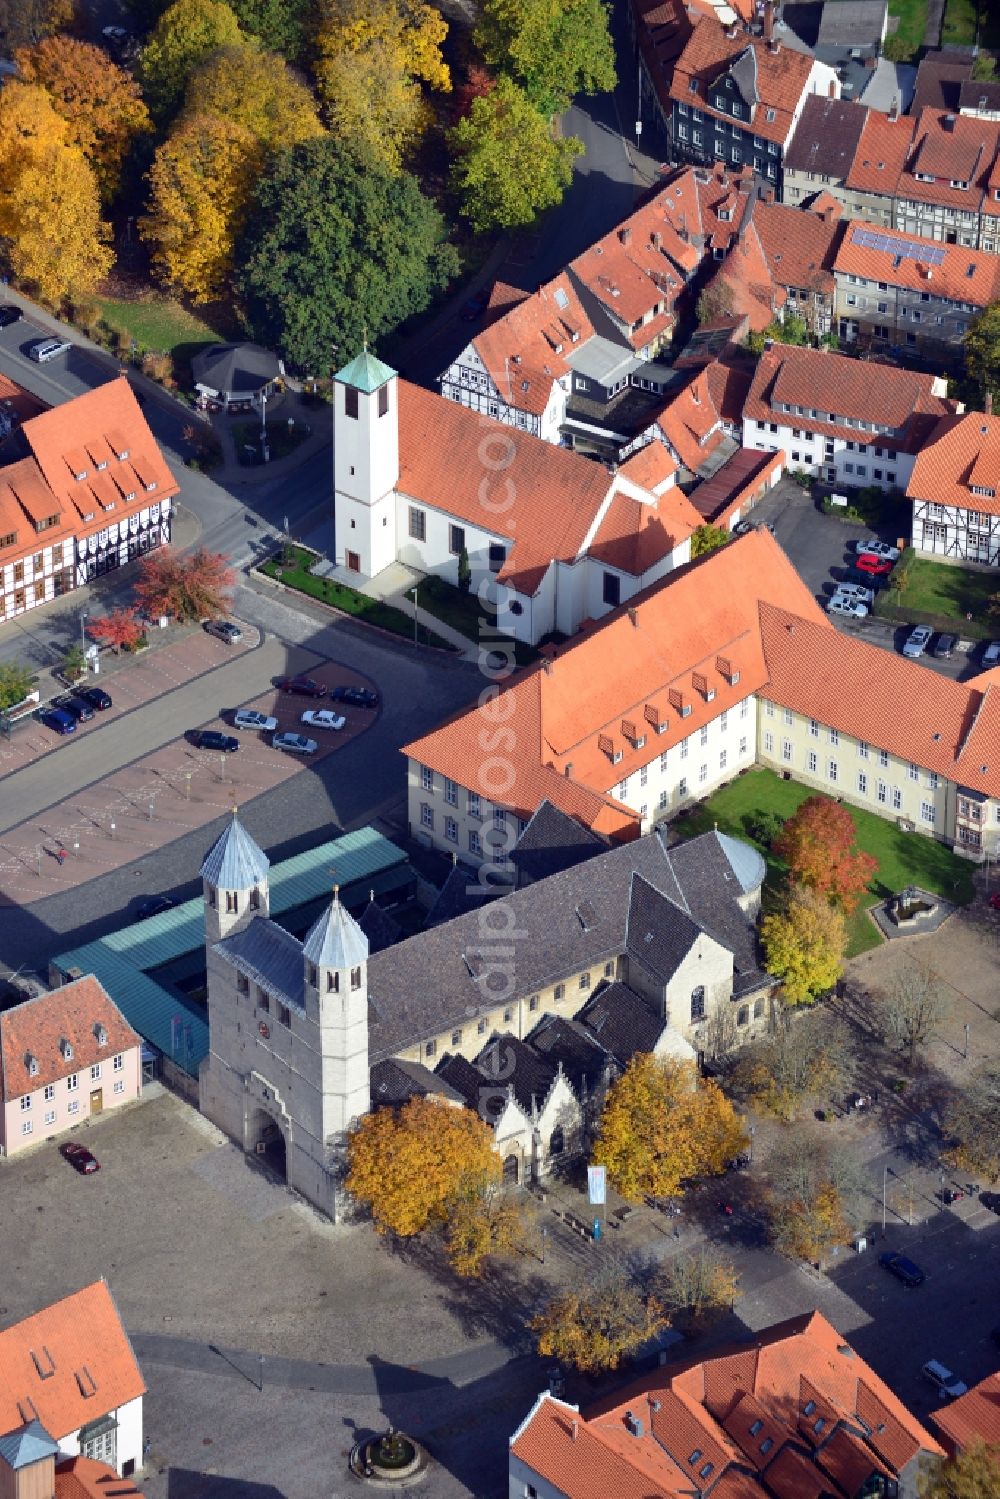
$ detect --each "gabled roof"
[911,48,973,115]
[469,273,595,417]
[511,799,608,886]
[200,811,270,890]
[0,976,140,1100]
[526,1011,613,1093]
[358,894,402,954]
[569,209,698,352]
[898,107,999,211]
[0,1282,145,1443]
[576,981,669,1066]
[833,221,1000,307]
[216,919,306,1012]
[753,200,843,295]
[587,482,703,575]
[907,410,1000,516]
[302,890,369,970]
[56,1455,142,1499]
[369,1056,464,1108]
[785,94,868,181]
[701,220,781,333]
[844,108,916,195]
[687,448,783,525]
[669,17,817,147]
[656,367,729,472]
[930,1371,1000,1454]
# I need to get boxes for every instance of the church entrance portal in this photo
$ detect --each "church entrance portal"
[249,1109,287,1180]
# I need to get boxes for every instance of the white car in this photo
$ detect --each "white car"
[832,583,874,606]
[982,640,1000,668]
[922,1360,968,1400]
[273,732,317,755]
[827,596,868,619]
[301,709,346,731]
[234,709,278,732]
[902,623,933,659]
[854,539,900,561]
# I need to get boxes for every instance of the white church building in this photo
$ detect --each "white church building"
[332,349,705,646]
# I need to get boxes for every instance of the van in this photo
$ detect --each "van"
[30,337,71,363]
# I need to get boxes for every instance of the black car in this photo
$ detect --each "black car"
[0,304,21,328]
[276,675,326,698]
[878,1250,925,1287]
[75,685,112,711]
[329,685,379,709]
[136,894,176,921]
[190,729,240,753]
[55,694,94,722]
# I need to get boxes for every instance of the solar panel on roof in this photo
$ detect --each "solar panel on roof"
[851,226,946,265]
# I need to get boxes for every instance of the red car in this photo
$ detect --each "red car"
[60,1141,100,1174]
[989,892,1000,911]
[856,554,894,577]
[275,676,326,698]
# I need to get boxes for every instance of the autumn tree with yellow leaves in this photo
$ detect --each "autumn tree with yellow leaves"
[313,0,450,172]
[444,1175,532,1278]
[533,1260,668,1374]
[182,42,324,152]
[765,1127,867,1264]
[346,1096,500,1239]
[141,113,262,300]
[139,0,248,120]
[0,84,111,301]
[593,1054,747,1204]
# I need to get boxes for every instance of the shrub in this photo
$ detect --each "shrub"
[745,809,785,847]
[142,351,174,384]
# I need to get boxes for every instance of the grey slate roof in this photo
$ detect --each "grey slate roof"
[510,799,607,886]
[435,1052,489,1112]
[216,919,306,1013]
[476,1033,561,1117]
[358,895,402,954]
[0,1421,59,1470]
[910,48,972,115]
[527,1012,613,1096]
[303,893,369,971]
[370,1057,464,1107]
[577,981,668,1067]
[625,872,701,982]
[729,46,759,107]
[715,830,766,895]
[201,813,270,891]
[816,0,886,48]
[424,861,487,929]
[785,95,868,181]
[959,78,1000,114]
[366,827,762,1064]
[191,342,280,397]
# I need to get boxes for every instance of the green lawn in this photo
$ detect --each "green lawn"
[232,419,313,466]
[899,556,996,624]
[675,769,975,957]
[259,546,455,650]
[95,296,222,368]
[887,0,929,56]
[942,0,1000,44]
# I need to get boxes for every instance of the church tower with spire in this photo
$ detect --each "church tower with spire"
[333,346,399,580]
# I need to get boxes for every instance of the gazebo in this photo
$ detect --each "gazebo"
[192,343,283,413]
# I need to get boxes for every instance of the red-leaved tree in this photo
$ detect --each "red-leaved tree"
[87,607,144,654]
[449,63,496,124]
[774,794,877,913]
[134,546,235,623]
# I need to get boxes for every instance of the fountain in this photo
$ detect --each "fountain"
[349,1425,429,1486]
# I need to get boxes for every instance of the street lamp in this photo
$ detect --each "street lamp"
[109,820,116,840]
[80,610,89,668]
[409,585,418,646]
[748,1123,755,1163]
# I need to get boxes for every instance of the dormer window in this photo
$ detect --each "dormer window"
[59,1038,73,1061]
[93,1023,107,1046]
[145,481,157,492]
[689,79,699,94]
[26,1054,39,1077]
[97,460,107,471]
[116,448,130,461]
[74,470,87,482]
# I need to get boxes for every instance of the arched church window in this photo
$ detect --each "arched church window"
[226,891,238,915]
[327,971,340,993]
[350,966,362,991]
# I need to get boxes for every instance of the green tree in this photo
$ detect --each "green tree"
[747,313,810,354]
[918,1443,1000,1497]
[477,0,616,115]
[971,54,998,82]
[449,76,582,233]
[229,0,309,57]
[964,302,1000,404]
[456,544,471,594]
[532,1260,667,1374]
[761,887,846,1006]
[691,522,730,558]
[593,1053,747,1204]
[182,42,323,152]
[140,0,248,120]
[0,662,37,712]
[236,136,458,373]
[61,643,85,681]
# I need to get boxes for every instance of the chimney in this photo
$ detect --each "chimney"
[627,606,638,626]
[986,391,994,417]
[564,761,574,778]
[542,657,553,675]
[763,0,774,42]
[620,226,632,246]
[571,1419,579,1441]
[652,230,662,248]
[889,94,899,121]
[944,113,956,131]
[828,77,837,98]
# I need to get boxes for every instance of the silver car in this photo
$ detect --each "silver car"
[234,709,278,732]
[981,640,1000,667]
[902,624,933,658]
[828,595,868,619]
[854,538,900,561]
[273,731,317,755]
[832,582,874,606]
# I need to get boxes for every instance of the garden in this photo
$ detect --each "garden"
[675,768,975,956]
[258,545,454,649]
[884,555,997,630]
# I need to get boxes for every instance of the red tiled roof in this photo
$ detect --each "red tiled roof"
[669,19,816,146]
[907,410,1000,516]
[931,1372,1000,1455]
[0,1281,145,1442]
[704,354,755,422]
[618,441,678,492]
[0,975,141,1101]
[570,210,699,352]
[844,109,915,195]
[744,344,956,451]
[897,108,1000,212]
[512,1311,941,1499]
[56,1456,142,1499]
[471,274,595,417]
[656,367,728,471]
[704,221,781,332]
[589,482,702,574]
[754,200,843,296]
[688,447,783,524]
[833,221,1000,307]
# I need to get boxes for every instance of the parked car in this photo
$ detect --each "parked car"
[980,1189,1000,1211]
[29,337,71,363]
[827,596,868,619]
[301,709,346,731]
[75,685,112,711]
[190,729,240,753]
[922,1360,968,1399]
[136,895,176,920]
[981,639,1000,668]
[902,624,933,659]
[0,304,22,328]
[276,675,326,698]
[878,1250,925,1287]
[854,539,900,561]
[273,731,318,755]
[38,707,77,735]
[831,583,874,606]
[933,633,957,659]
[460,291,488,322]
[205,619,242,644]
[856,554,895,577]
[60,1141,100,1174]
[54,694,94,722]
[329,685,379,709]
[234,709,278,732]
